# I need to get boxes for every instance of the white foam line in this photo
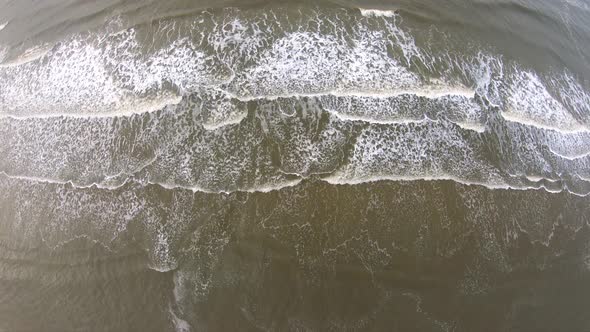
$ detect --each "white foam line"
[168,303,191,332]
[0,44,52,68]
[321,174,590,197]
[0,170,302,194]
[454,121,486,133]
[2,171,587,197]
[230,86,476,102]
[169,272,191,332]
[549,147,590,160]
[0,21,8,31]
[323,109,433,125]
[149,264,176,273]
[314,106,486,132]
[43,234,116,252]
[202,111,248,130]
[507,172,562,183]
[501,111,590,134]
[359,9,398,17]
[0,155,158,190]
[0,87,473,121]
[524,175,561,183]
[0,172,129,190]
[147,178,303,194]
[324,110,484,133]
[0,95,183,120]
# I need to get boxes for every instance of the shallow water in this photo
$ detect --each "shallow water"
[1,1,590,331]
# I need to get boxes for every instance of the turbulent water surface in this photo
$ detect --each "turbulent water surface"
[1,0,590,331]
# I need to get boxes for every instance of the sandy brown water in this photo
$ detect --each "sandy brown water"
[1,1,590,331]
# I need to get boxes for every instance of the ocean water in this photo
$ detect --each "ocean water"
[0,0,589,331]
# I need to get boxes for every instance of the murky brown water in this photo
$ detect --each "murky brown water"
[1,1,590,331]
